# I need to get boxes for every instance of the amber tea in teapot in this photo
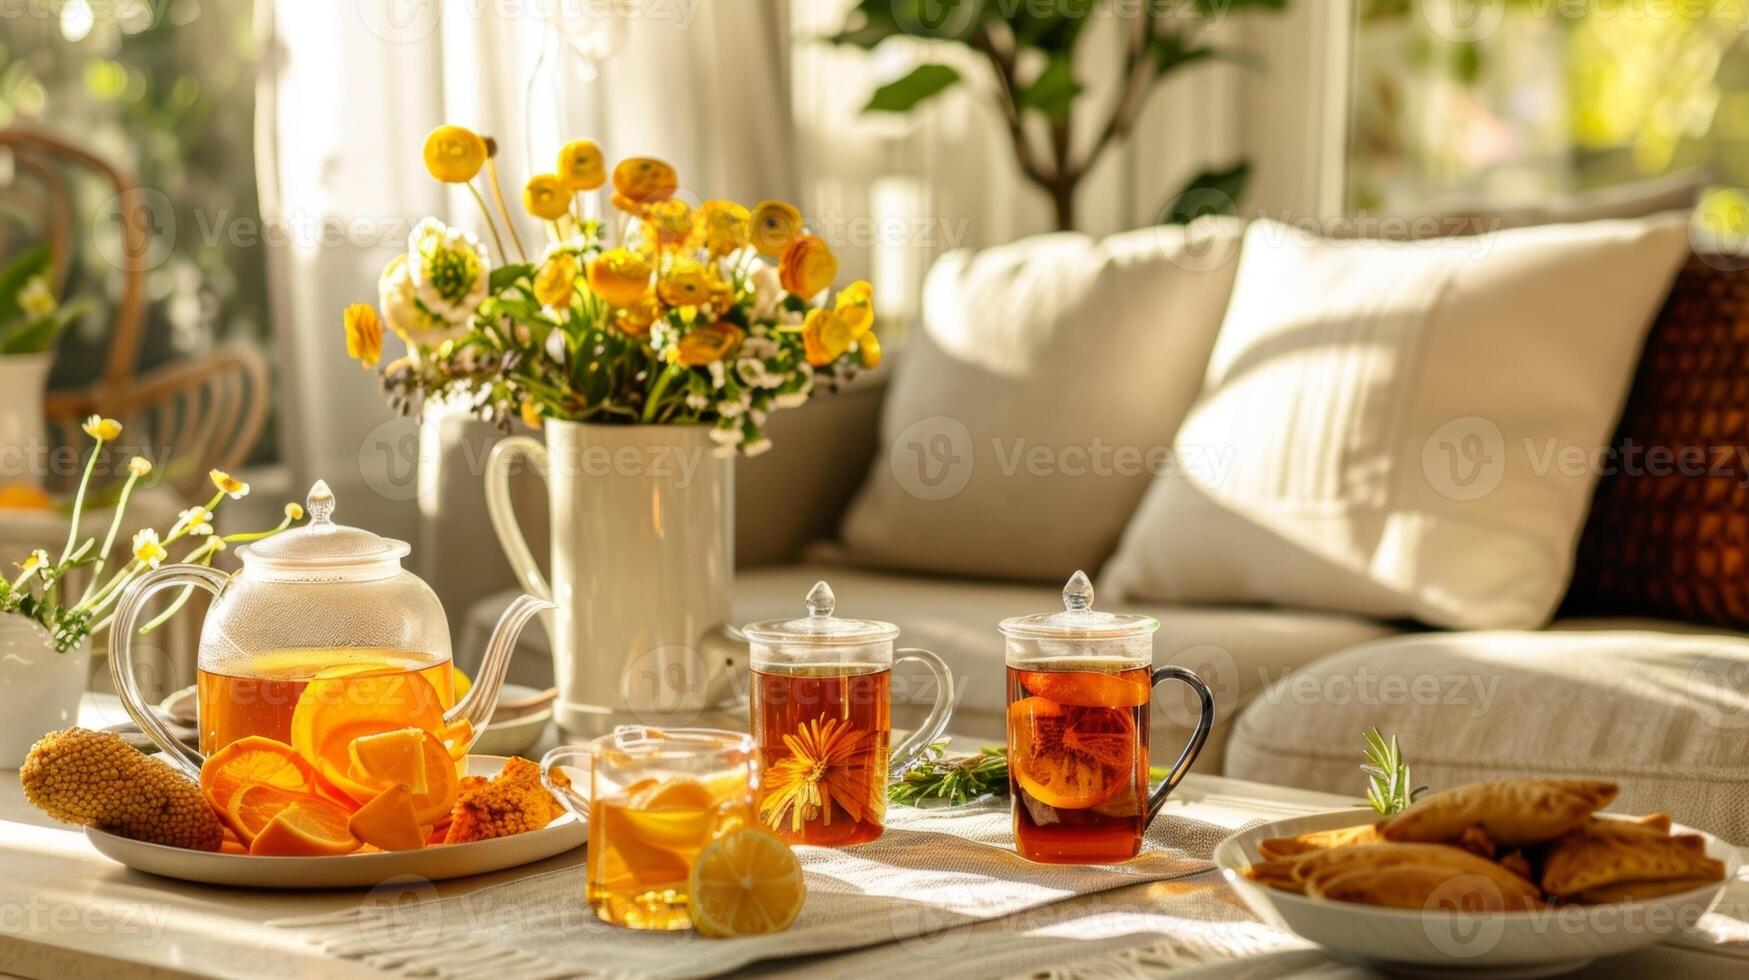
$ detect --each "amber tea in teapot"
[195,648,456,755]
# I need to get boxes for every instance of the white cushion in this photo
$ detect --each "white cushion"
[1101,215,1692,629]
[1224,628,1749,843]
[837,218,1245,581]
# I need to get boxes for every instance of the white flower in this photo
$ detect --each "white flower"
[407,218,491,324]
[717,398,745,419]
[748,262,781,320]
[774,390,809,409]
[131,529,167,568]
[685,392,710,411]
[743,437,772,457]
[128,456,153,477]
[709,425,743,446]
[651,320,679,352]
[712,444,738,459]
[378,253,461,345]
[16,548,49,578]
[740,336,778,360]
[707,360,727,389]
[544,329,567,364]
[176,507,214,537]
[750,408,768,426]
[17,275,55,319]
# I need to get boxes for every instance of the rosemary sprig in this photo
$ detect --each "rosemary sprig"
[890,740,1008,807]
[1360,727,1427,816]
[889,739,1171,807]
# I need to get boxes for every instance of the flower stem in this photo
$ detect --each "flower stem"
[465,183,509,263]
[88,470,143,586]
[643,364,682,423]
[483,157,528,263]
[60,438,103,563]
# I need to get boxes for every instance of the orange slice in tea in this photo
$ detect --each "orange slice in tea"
[688,828,805,938]
[1016,670,1149,708]
[227,782,326,844]
[620,778,719,849]
[249,799,362,856]
[1008,696,1136,810]
[200,736,318,814]
[349,727,430,795]
[348,784,426,852]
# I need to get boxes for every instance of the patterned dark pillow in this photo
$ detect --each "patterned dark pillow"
[1566,255,1749,627]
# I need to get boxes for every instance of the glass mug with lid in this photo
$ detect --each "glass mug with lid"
[107,480,553,780]
[743,581,956,846]
[1000,571,1215,864]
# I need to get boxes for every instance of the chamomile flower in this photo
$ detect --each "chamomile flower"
[128,456,153,477]
[131,529,168,568]
[285,502,305,521]
[81,416,122,441]
[209,470,249,499]
[176,507,214,537]
[16,549,49,578]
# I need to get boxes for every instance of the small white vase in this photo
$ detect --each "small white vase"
[0,353,52,486]
[0,616,88,767]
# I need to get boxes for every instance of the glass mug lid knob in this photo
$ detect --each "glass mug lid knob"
[742,579,900,645]
[998,570,1159,640]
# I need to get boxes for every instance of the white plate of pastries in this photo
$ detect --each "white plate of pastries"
[1215,779,1739,976]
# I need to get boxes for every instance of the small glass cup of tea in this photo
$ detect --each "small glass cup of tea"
[742,580,956,846]
[541,726,756,931]
[999,571,1215,864]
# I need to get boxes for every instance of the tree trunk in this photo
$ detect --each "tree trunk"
[1049,180,1077,231]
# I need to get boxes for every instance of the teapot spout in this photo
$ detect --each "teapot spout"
[446,593,556,744]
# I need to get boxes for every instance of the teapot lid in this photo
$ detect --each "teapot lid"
[742,581,900,646]
[998,571,1158,641]
[240,480,410,571]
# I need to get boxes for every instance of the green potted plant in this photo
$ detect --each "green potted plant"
[828,0,1286,230]
[0,247,86,485]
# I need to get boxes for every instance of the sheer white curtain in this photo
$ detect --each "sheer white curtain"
[256,0,797,542]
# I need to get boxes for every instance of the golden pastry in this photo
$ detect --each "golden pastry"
[1310,863,1542,912]
[1541,818,1724,896]
[1258,823,1381,861]
[1292,843,1541,901]
[1574,877,1719,904]
[1379,779,1618,847]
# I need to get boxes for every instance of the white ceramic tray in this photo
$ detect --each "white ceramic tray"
[85,756,586,889]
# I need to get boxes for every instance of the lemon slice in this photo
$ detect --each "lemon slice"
[687,827,805,938]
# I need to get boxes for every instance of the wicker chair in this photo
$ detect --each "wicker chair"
[0,127,269,498]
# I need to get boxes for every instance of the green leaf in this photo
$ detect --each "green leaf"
[1015,56,1080,121]
[490,262,534,294]
[1158,161,1251,224]
[1002,0,1095,52]
[864,63,961,113]
[0,245,53,325]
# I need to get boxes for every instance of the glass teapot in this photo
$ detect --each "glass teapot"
[108,480,554,780]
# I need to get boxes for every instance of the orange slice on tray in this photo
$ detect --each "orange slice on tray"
[349,727,430,795]
[348,784,426,852]
[1015,670,1149,708]
[249,798,362,856]
[1008,696,1136,810]
[226,783,324,844]
[200,736,318,814]
[290,666,458,811]
[687,828,805,938]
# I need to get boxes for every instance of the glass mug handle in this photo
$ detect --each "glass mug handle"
[1145,665,1216,823]
[108,564,231,780]
[539,744,593,821]
[888,647,956,778]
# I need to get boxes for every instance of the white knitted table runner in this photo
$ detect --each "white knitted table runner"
[269,802,1256,979]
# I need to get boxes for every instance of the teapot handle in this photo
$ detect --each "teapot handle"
[109,564,229,780]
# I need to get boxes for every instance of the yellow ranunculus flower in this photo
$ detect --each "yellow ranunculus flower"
[675,321,746,367]
[534,252,579,309]
[556,139,605,191]
[423,125,487,183]
[210,469,249,499]
[645,198,694,249]
[520,400,544,430]
[834,280,874,338]
[779,235,838,299]
[587,248,654,307]
[749,200,802,256]
[342,303,384,368]
[131,528,167,569]
[802,308,852,366]
[696,200,751,257]
[81,415,122,441]
[614,294,662,336]
[523,174,572,221]
[858,331,882,369]
[658,259,715,308]
[610,157,678,213]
